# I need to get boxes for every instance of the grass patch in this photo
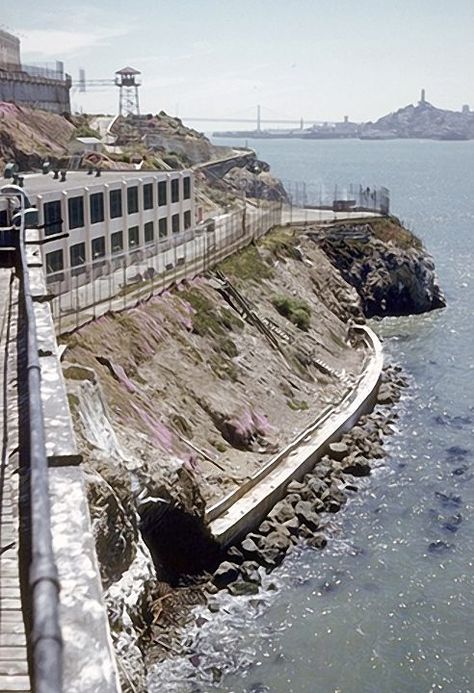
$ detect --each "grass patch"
[368,217,423,251]
[260,226,301,259]
[179,289,227,337]
[219,244,274,282]
[287,398,309,411]
[272,294,312,331]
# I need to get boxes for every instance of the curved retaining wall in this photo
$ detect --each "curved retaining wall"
[207,325,383,546]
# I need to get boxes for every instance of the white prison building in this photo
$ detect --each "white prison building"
[17,169,194,282]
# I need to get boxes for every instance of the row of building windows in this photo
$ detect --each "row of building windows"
[45,211,192,274]
[43,177,191,235]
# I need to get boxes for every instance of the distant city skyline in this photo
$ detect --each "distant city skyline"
[2,0,474,122]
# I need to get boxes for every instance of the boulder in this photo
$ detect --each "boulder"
[213,561,240,588]
[240,537,260,560]
[294,500,320,531]
[268,499,295,524]
[227,580,260,596]
[328,441,350,461]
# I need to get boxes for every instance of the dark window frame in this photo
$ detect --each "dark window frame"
[171,179,180,204]
[183,176,191,200]
[158,217,167,238]
[45,248,64,274]
[111,230,123,254]
[143,183,154,210]
[91,236,106,259]
[172,213,180,234]
[110,189,122,219]
[68,195,84,229]
[90,192,104,224]
[158,181,167,206]
[127,186,139,214]
[144,221,154,244]
[128,225,139,249]
[43,200,62,236]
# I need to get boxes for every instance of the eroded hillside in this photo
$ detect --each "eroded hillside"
[64,228,366,520]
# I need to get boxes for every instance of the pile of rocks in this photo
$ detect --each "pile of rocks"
[207,364,408,596]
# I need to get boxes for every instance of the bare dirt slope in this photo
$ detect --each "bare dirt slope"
[64,227,367,515]
[0,102,75,169]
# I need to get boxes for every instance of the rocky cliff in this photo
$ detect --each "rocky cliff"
[360,100,474,140]
[62,218,443,691]
[313,217,446,317]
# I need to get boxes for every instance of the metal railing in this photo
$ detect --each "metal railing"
[282,181,390,215]
[0,185,63,692]
[47,201,283,334]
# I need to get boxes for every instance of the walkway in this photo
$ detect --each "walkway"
[0,267,30,692]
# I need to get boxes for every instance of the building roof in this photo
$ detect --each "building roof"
[115,66,141,75]
[75,137,102,144]
[18,169,190,197]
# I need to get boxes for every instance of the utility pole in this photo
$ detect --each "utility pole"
[257,104,261,132]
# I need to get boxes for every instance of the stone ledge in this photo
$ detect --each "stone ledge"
[208,325,383,546]
[49,466,121,693]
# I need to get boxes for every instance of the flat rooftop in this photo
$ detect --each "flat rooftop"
[12,170,190,197]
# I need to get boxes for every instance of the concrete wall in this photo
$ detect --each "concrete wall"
[0,70,71,114]
[0,30,20,67]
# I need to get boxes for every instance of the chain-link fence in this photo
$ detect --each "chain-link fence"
[48,201,282,334]
[282,181,390,215]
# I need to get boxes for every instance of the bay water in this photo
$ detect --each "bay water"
[151,138,474,693]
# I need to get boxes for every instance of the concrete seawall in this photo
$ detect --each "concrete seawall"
[207,325,383,546]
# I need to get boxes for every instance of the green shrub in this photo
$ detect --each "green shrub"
[272,295,311,331]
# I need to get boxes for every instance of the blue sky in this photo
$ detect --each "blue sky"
[3,0,474,123]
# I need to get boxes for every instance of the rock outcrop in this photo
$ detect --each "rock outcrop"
[312,217,446,317]
[360,100,474,140]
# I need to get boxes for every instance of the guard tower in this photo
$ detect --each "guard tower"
[115,66,141,117]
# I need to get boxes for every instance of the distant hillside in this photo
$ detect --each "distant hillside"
[360,101,474,140]
[0,102,75,169]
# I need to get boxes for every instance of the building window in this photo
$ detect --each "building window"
[158,218,167,238]
[158,181,167,206]
[68,196,84,229]
[144,221,154,244]
[128,225,139,248]
[91,236,105,259]
[127,186,139,214]
[45,249,64,274]
[111,230,123,254]
[70,242,85,267]
[183,176,191,200]
[172,213,180,234]
[110,189,122,219]
[43,200,62,236]
[171,178,179,203]
[184,210,192,229]
[90,192,104,224]
[143,183,153,210]
[70,242,86,275]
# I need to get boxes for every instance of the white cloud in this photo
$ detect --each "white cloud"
[20,27,128,59]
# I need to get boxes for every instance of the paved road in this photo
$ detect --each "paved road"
[281,206,381,224]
